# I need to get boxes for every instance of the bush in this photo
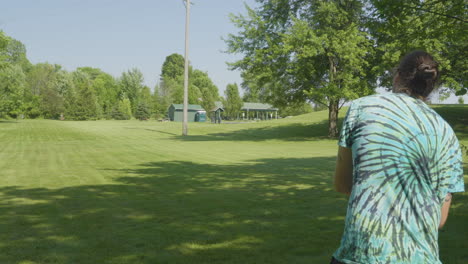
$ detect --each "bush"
[135,102,151,120]
[109,97,132,120]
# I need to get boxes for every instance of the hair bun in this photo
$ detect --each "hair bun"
[395,51,439,98]
[417,63,437,80]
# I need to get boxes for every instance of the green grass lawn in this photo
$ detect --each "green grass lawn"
[0,106,467,264]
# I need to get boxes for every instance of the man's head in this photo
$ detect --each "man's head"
[393,50,439,99]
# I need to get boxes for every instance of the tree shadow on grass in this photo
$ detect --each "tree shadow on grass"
[0,157,349,264]
[432,106,468,140]
[174,120,340,142]
[0,157,466,263]
[169,105,468,142]
[439,161,468,263]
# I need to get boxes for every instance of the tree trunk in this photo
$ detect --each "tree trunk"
[328,99,339,138]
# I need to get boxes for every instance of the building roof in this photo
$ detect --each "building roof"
[214,101,278,111]
[215,101,223,109]
[170,104,205,111]
[211,106,224,112]
[242,102,278,111]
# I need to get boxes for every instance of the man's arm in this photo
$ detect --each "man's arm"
[334,146,353,195]
[439,193,452,229]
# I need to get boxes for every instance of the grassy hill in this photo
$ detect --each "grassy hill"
[0,105,466,264]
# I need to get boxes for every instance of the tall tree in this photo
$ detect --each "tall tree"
[225,0,375,137]
[135,85,152,120]
[160,53,193,105]
[224,83,243,120]
[369,0,467,96]
[111,96,132,120]
[26,63,70,119]
[120,68,145,114]
[152,83,170,119]
[76,67,121,118]
[0,31,31,71]
[161,53,185,80]
[0,31,9,68]
[139,86,152,105]
[66,71,100,120]
[3,38,31,71]
[92,72,119,118]
[160,53,220,111]
[0,64,26,118]
[191,69,220,116]
[135,101,151,120]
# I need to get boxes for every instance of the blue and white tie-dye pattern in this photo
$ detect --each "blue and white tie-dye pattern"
[333,93,465,264]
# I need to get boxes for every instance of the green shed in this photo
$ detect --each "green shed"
[168,104,206,122]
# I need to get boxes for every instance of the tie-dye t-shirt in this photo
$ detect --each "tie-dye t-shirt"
[333,93,465,264]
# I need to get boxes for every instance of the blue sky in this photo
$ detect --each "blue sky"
[0,0,257,95]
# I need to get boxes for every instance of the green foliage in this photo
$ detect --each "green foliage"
[241,77,267,103]
[135,101,151,120]
[160,53,202,105]
[139,86,152,105]
[191,69,220,118]
[0,31,8,67]
[0,30,135,121]
[279,102,313,117]
[65,71,100,120]
[77,67,120,117]
[2,38,31,71]
[224,83,243,120]
[0,31,31,71]
[119,97,132,120]
[161,53,185,80]
[225,0,375,136]
[21,95,41,118]
[461,143,468,156]
[120,68,145,114]
[161,76,184,104]
[0,64,26,118]
[77,67,105,80]
[92,72,119,118]
[159,53,219,114]
[25,64,71,119]
[368,0,467,95]
[160,53,187,105]
[152,84,170,119]
[227,0,466,136]
[111,96,132,120]
[0,32,31,118]
[457,96,465,104]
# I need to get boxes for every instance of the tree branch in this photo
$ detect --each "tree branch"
[339,99,348,109]
[315,99,328,108]
[408,3,468,23]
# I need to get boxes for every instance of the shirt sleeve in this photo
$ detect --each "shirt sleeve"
[437,131,465,200]
[446,141,464,194]
[338,100,360,148]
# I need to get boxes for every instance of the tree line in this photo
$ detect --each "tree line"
[225,0,467,136]
[3,0,465,132]
[0,32,250,121]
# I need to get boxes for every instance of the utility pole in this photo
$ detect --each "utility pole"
[182,0,190,136]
